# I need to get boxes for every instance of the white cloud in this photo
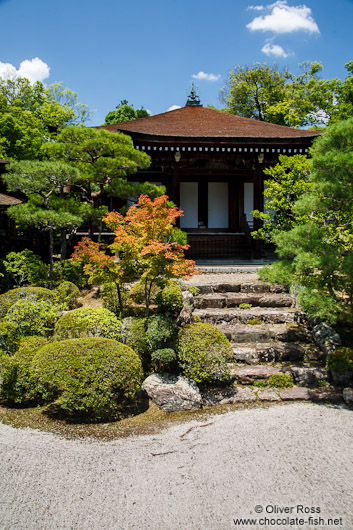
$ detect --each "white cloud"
[167,105,182,112]
[247,5,265,10]
[262,42,288,57]
[0,57,50,84]
[192,71,221,82]
[246,0,320,34]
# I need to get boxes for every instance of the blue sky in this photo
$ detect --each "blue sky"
[0,0,352,125]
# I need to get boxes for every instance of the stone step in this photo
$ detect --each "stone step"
[218,323,312,344]
[193,292,294,309]
[229,364,329,386]
[194,307,303,325]
[232,342,323,364]
[194,281,289,295]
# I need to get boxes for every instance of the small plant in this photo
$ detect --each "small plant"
[247,318,262,325]
[156,281,184,316]
[54,281,80,310]
[268,373,294,388]
[253,380,268,388]
[145,314,178,352]
[52,260,88,289]
[239,303,252,309]
[102,282,128,317]
[178,322,233,384]
[120,317,148,357]
[326,348,353,375]
[151,348,177,372]
[313,379,328,388]
[4,297,61,338]
[3,250,48,287]
[128,281,160,306]
[30,338,143,418]
[54,307,122,341]
[187,286,200,297]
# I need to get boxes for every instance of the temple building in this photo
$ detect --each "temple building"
[100,89,320,259]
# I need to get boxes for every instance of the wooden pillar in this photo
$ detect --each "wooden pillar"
[252,168,263,258]
[171,169,180,226]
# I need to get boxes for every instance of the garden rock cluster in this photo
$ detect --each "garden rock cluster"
[142,373,202,412]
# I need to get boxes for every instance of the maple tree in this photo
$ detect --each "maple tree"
[73,195,199,317]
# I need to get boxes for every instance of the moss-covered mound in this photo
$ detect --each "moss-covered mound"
[177,322,233,384]
[30,338,143,417]
[54,307,122,341]
[0,286,56,318]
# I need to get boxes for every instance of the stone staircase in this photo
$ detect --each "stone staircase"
[191,280,343,405]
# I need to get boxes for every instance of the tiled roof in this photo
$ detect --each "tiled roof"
[98,106,321,139]
[0,193,22,206]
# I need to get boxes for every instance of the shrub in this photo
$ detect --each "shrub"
[0,336,48,403]
[247,318,262,325]
[253,380,268,388]
[52,260,88,289]
[239,303,252,309]
[0,286,56,318]
[326,348,353,374]
[156,282,184,316]
[0,321,20,353]
[151,348,177,372]
[145,314,178,352]
[187,286,200,297]
[120,317,148,356]
[268,373,294,388]
[177,322,233,384]
[127,281,160,306]
[54,307,122,341]
[30,338,143,417]
[101,282,124,316]
[258,261,294,286]
[3,250,48,287]
[53,281,80,310]
[4,298,61,338]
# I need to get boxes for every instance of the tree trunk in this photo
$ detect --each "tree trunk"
[60,229,67,260]
[48,226,54,288]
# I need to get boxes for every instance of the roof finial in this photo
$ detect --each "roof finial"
[186,83,202,106]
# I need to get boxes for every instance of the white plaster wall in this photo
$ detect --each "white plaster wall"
[244,182,254,223]
[180,182,198,228]
[208,182,228,228]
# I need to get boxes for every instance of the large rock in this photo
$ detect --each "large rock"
[309,386,343,403]
[312,322,341,356]
[256,389,280,402]
[343,387,353,407]
[231,365,283,384]
[290,366,328,386]
[280,387,311,401]
[202,386,256,405]
[142,373,202,412]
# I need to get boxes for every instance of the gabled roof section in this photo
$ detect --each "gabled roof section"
[99,106,321,140]
[0,193,22,206]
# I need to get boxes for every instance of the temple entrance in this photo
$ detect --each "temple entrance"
[179,181,230,229]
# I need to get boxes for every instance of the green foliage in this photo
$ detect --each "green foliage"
[0,286,56,318]
[119,317,148,357]
[53,281,80,310]
[252,155,311,243]
[156,282,184,316]
[54,307,121,341]
[101,282,125,316]
[258,261,294,286]
[3,250,48,287]
[177,322,233,384]
[30,338,143,417]
[268,373,294,388]
[247,318,262,325]
[104,100,149,124]
[151,348,177,372]
[326,348,353,374]
[253,380,268,388]
[128,281,159,306]
[187,286,200,297]
[239,303,252,309]
[52,260,88,289]
[145,315,178,352]
[0,321,20,353]
[4,297,61,338]
[0,336,48,403]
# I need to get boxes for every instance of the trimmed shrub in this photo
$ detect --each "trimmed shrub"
[128,281,159,306]
[0,321,20,353]
[30,338,143,417]
[177,322,233,384]
[54,281,80,310]
[268,373,294,388]
[145,314,178,352]
[156,281,184,316]
[120,317,148,356]
[187,286,200,297]
[4,298,61,338]
[3,250,48,287]
[326,348,353,375]
[0,286,56,318]
[0,336,48,403]
[54,307,122,341]
[151,348,177,372]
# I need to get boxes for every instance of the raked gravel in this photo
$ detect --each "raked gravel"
[0,403,352,530]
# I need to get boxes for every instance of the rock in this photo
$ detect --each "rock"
[231,365,283,384]
[343,387,353,407]
[280,387,311,401]
[182,290,194,305]
[176,304,194,326]
[257,343,305,363]
[193,294,225,309]
[232,345,259,364]
[312,322,341,356]
[330,370,352,386]
[203,386,256,405]
[256,389,280,402]
[309,386,343,403]
[142,373,202,412]
[290,366,328,386]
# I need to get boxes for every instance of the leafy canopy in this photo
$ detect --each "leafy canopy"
[104,100,149,124]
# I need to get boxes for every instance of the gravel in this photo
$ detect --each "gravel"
[1,403,352,530]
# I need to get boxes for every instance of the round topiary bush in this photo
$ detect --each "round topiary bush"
[30,338,143,417]
[0,321,20,353]
[4,297,62,338]
[151,348,177,372]
[54,281,80,310]
[0,336,48,403]
[177,322,233,384]
[54,307,122,341]
[0,286,56,318]
[156,281,184,316]
[145,314,178,352]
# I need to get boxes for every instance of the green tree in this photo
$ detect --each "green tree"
[252,154,312,243]
[42,126,161,238]
[261,119,353,323]
[104,100,149,124]
[0,77,91,160]
[3,160,83,282]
